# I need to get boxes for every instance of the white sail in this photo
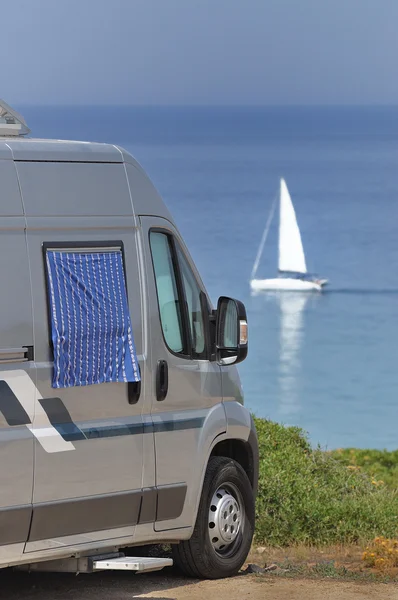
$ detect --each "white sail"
[278,178,307,274]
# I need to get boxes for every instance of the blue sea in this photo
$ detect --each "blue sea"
[23,105,398,450]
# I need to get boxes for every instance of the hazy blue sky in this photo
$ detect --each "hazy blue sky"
[3,0,397,105]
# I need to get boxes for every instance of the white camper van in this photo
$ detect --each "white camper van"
[0,101,258,580]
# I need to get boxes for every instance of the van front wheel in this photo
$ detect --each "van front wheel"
[173,456,255,579]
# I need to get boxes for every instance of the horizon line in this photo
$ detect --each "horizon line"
[13,102,398,109]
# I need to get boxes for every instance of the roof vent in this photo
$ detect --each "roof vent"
[0,99,30,136]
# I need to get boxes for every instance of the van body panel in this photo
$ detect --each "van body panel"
[0,143,13,159]
[115,146,144,168]
[0,219,33,348]
[24,525,136,555]
[152,403,227,531]
[125,163,175,224]
[28,489,142,542]
[16,162,134,217]
[23,212,149,550]
[0,161,25,215]
[221,364,245,404]
[0,214,35,563]
[139,216,224,531]
[0,367,35,509]
[0,542,26,568]
[14,524,190,568]
[223,400,252,439]
[23,215,136,233]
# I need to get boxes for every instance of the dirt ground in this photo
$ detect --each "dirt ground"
[1,568,398,600]
[1,547,398,600]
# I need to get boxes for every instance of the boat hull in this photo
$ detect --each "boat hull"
[250,278,326,292]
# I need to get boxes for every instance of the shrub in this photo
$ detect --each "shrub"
[363,536,398,570]
[253,417,398,546]
[329,448,398,491]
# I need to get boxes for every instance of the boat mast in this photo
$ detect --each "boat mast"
[250,189,279,281]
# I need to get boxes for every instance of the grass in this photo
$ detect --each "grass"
[253,417,398,547]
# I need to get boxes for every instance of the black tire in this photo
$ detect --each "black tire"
[173,456,255,579]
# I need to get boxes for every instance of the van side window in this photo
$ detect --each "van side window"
[44,245,141,388]
[149,231,209,359]
[150,232,185,354]
[175,245,206,357]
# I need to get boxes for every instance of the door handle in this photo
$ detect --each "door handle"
[156,360,168,402]
[128,381,141,405]
[128,365,141,405]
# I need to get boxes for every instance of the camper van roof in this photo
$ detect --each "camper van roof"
[0,137,144,165]
[0,100,142,165]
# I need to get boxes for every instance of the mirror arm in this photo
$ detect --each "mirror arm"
[209,309,217,360]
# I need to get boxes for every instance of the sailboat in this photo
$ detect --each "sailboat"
[250,178,328,292]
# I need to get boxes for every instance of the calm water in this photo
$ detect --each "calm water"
[23,105,398,450]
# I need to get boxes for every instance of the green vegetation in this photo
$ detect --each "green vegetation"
[329,447,398,491]
[253,417,398,546]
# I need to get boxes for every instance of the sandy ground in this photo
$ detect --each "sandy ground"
[1,546,397,600]
[1,567,398,600]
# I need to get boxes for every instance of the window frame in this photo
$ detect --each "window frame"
[149,228,211,361]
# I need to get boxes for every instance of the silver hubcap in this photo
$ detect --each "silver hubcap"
[208,485,243,554]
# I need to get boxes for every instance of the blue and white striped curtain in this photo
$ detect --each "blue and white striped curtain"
[46,250,140,389]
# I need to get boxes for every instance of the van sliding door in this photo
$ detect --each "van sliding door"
[16,160,149,552]
[0,159,34,564]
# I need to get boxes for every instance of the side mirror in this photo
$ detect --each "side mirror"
[216,297,248,366]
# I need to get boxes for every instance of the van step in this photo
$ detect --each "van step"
[93,556,173,573]
[16,553,173,574]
